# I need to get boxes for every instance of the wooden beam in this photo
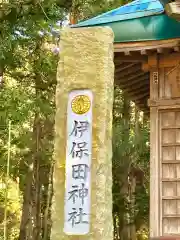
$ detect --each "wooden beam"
[123,84,149,96]
[136,99,149,107]
[126,88,149,100]
[148,98,180,107]
[114,39,180,53]
[115,63,141,75]
[156,48,172,54]
[157,48,163,54]
[141,49,147,55]
[115,63,141,76]
[131,91,149,101]
[127,85,149,96]
[126,79,149,91]
[136,95,149,103]
[174,46,179,52]
[133,98,149,113]
[120,76,148,88]
[124,51,130,56]
[159,48,172,55]
[119,76,149,89]
[115,63,137,72]
[114,53,148,63]
[115,65,142,78]
[151,236,180,240]
[143,52,180,69]
[122,92,148,107]
[115,62,128,69]
[116,71,148,84]
[160,52,180,67]
[118,78,147,89]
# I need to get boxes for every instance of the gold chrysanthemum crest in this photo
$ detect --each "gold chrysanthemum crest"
[71,94,91,115]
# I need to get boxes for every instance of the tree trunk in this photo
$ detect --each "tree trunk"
[129,106,141,240]
[19,81,43,240]
[19,113,40,240]
[119,93,131,240]
[19,40,56,240]
[42,163,54,240]
[0,64,4,88]
[129,174,137,240]
[19,173,32,240]
[32,112,42,240]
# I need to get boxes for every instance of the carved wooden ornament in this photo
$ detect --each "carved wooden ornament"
[153,71,158,84]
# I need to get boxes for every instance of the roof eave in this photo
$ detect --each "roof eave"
[73,10,164,28]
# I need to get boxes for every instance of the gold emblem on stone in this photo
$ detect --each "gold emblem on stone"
[71,95,91,114]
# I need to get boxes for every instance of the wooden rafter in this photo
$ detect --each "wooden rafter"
[115,62,137,71]
[123,89,148,102]
[113,40,155,113]
[117,71,148,84]
[119,76,149,89]
[125,89,149,104]
[126,86,149,98]
[123,80,149,93]
[115,64,141,75]
[135,100,149,109]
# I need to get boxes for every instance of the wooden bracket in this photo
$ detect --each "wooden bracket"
[142,62,149,72]
[142,54,158,72]
[148,54,158,68]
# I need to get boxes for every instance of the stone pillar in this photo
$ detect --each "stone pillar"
[51,27,114,240]
[148,53,180,239]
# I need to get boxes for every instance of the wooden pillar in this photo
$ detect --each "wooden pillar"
[51,27,114,240]
[148,53,180,239]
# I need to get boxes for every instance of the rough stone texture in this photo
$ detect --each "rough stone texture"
[51,27,114,240]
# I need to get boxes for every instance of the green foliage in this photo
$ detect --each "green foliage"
[112,87,150,240]
[68,0,131,21]
[0,179,21,240]
[0,1,61,238]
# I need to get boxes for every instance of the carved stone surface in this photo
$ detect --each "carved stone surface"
[51,27,114,240]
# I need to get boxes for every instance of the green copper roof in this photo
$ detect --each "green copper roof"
[73,0,180,43]
[104,14,180,43]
